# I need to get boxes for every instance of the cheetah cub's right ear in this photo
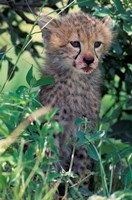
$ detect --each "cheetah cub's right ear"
[38,15,61,46]
[38,15,53,44]
[38,15,53,31]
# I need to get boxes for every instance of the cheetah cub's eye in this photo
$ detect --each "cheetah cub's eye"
[94,41,102,48]
[70,41,80,48]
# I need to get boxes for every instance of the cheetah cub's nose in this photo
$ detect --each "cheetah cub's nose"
[83,56,94,66]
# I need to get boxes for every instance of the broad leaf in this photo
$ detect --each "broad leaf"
[87,143,99,161]
[76,131,87,147]
[113,0,124,13]
[26,65,33,85]
[33,76,55,87]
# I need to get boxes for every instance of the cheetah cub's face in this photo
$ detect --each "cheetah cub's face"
[39,12,113,74]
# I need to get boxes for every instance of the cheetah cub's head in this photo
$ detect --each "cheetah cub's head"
[39,12,114,74]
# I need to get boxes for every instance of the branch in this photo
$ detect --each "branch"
[6,0,35,24]
[0,106,51,155]
[1,0,73,24]
[0,0,45,9]
[1,0,61,22]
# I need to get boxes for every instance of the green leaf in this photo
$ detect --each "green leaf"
[125,169,132,188]
[44,108,58,121]
[75,117,88,126]
[113,147,132,164]
[111,106,122,120]
[114,0,124,13]
[50,0,60,5]
[47,173,60,181]
[0,122,9,137]
[41,123,51,137]
[16,85,28,94]
[112,42,123,55]
[100,138,129,155]
[33,76,55,87]
[76,131,87,147]
[50,121,64,133]
[123,23,132,35]
[26,65,33,85]
[94,8,112,17]
[90,131,105,142]
[119,147,132,160]
[0,153,15,165]
[42,120,64,136]
[77,0,97,7]
[25,143,36,160]
[0,173,7,191]
[87,143,99,161]
[110,189,132,199]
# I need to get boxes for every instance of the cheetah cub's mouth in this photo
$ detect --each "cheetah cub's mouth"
[81,66,94,73]
[75,56,98,74]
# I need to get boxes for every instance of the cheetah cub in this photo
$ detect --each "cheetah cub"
[38,12,113,192]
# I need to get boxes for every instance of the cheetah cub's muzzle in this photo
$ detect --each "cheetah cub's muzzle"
[74,52,99,74]
[70,40,101,74]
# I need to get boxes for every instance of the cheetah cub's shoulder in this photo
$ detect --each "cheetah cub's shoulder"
[38,12,114,195]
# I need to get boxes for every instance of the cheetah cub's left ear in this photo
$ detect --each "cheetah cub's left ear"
[102,16,114,30]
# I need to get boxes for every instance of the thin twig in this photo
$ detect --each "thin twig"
[63,0,73,15]
[63,141,76,199]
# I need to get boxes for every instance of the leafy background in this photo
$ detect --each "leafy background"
[0,0,132,199]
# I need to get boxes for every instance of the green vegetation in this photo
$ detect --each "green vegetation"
[0,0,131,199]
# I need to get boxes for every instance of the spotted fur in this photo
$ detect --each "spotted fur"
[38,12,113,197]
